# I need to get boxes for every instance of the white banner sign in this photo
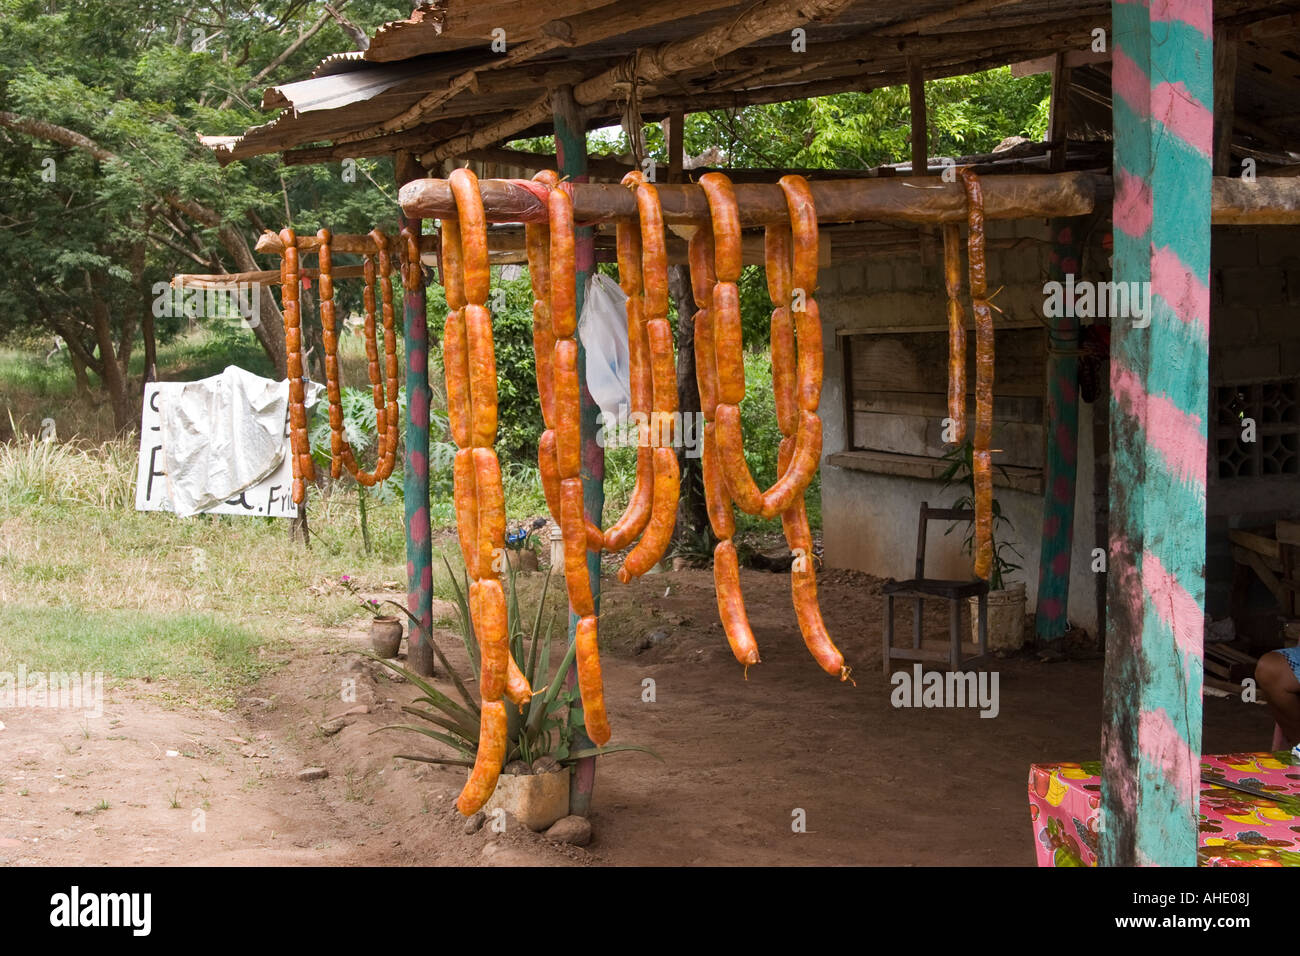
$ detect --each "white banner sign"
[135,381,298,518]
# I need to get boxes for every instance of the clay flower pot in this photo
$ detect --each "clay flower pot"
[369,616,403,658]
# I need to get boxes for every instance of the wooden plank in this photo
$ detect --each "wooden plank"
[1277,520,1300,547]
[849,328,1046,398]
[1228,529,1281,560]
[1213,26,1237,177]
[908,58,927,175]
[1100,0,1210,868]
[850,409,1044,465]
[1232,546,1288,608]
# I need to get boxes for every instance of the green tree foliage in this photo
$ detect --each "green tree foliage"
[0,0,408,430]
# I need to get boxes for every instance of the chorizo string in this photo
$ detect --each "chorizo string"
[532,175,612,749]
[943,222,967,446]
[279,228,315,505]
[439,167,534,816]
[961,168,995,582]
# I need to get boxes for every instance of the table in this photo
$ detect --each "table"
[1029,752,1300,866]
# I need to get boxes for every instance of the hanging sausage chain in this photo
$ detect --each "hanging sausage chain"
[693,172,848,681]
[959,168,995,581]
[275,227,408,504]
[438,167,538,817]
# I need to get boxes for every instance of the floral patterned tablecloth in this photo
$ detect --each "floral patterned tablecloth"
[1029,752,1300,866]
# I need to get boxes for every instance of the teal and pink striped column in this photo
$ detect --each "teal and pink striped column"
[1101,0,1211,866]
[554,86,602,817]
[1035,220,1083,650]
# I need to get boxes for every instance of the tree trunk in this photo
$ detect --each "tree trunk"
[669,264,708,537]
[217,222,287,377]
[68,340,92,399]
[87,272,134,433]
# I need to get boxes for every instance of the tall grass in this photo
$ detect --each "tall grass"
[0,431,136,510]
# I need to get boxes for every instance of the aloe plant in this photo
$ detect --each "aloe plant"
[369,558,658,768]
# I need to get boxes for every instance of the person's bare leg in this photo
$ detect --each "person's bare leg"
[1256,652,1300,747]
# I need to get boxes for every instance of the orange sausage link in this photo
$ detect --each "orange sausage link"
[760,409,822,519]
[617,447,679,582]
[602,443,654,551]
[701,423,736,540]
[973,449,994,580]
[443,308,473,449]
[449,167,490,305]
[693,308,719,422]
[455,700,507,815]
[770,305,798,437]
[505,654,533,708]
[586,520,604,553]
[698,173,742,282]
[561,478,595,616]
[635,181,668,321]
[712,282,745,407]
[713,539,760,667]
[791,553,848,680]
[575,615,611,746]
[627,294,652,417]
[474,578,509,700]
[553,338,581,479]
[943,222,967,445]
[526,219,557,429]
[794,298,823,413]
[453,448,480,578]
[647,318,677,446]
[440,217,467,311]
[688,229,716,309]
[548,188,577,339]
[473,447,506,581]
[764,224,792,304]
[713,403,765,516]
[538,429,562,523]
[464,303,498,448]
[779,175,819,296]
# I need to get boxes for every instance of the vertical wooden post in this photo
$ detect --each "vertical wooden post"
[1101,0,1211,867]
[397,151,435,676]
[1034,219,1083,653]
[554,85,601,817]
[907,58,927,176]
[667,110,685,185]
[1048,52,1072,173]
[1213,27,1236,177]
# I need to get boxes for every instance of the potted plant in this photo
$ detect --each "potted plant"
[504,517,547,573]
[368,558,657,831]
[939,440,1027,652]
[341,574,404,657]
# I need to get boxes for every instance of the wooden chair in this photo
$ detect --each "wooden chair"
[881,501,990,676]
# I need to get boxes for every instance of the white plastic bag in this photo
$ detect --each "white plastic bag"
[578,272,631,420]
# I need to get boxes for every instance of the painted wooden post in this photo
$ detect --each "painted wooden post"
[1034,220,1083,652]
[554,85,601,817]
[397,152,435,677]
[1101,0,1212,867]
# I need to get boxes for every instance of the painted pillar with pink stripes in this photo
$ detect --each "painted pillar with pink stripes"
[1101,0,1212,866]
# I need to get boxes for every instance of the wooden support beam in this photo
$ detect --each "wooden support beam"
[908,58,928,175]
[878,0,1021,34]
[667,110,685,185]
[1213,25,1237,177]
[1100,0,1211,868]
[400,171,1098,225]
[1047,52,1071,173]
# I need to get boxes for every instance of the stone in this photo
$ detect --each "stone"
[320,720,346,736]
[463,811,486,834]
[544,814,592,846]
[484,768,570,832]
[297,767,329,781]
[502,760,532,776]
[530,755,561,774]
[634,629,670,654]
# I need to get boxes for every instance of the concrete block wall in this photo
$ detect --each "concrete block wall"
[817,219,1104,637]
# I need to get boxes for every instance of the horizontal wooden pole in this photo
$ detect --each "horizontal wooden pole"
[399,172,1100,226]
[253,230,441,256]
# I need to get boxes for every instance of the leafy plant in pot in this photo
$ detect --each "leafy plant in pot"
[939,439,1027,651]
[341,575,403,658]
[365,557,658,830]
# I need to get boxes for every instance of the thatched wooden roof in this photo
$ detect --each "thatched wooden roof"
[213,0,1300,170]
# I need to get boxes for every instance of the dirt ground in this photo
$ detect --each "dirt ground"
[0,566,1273,867]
